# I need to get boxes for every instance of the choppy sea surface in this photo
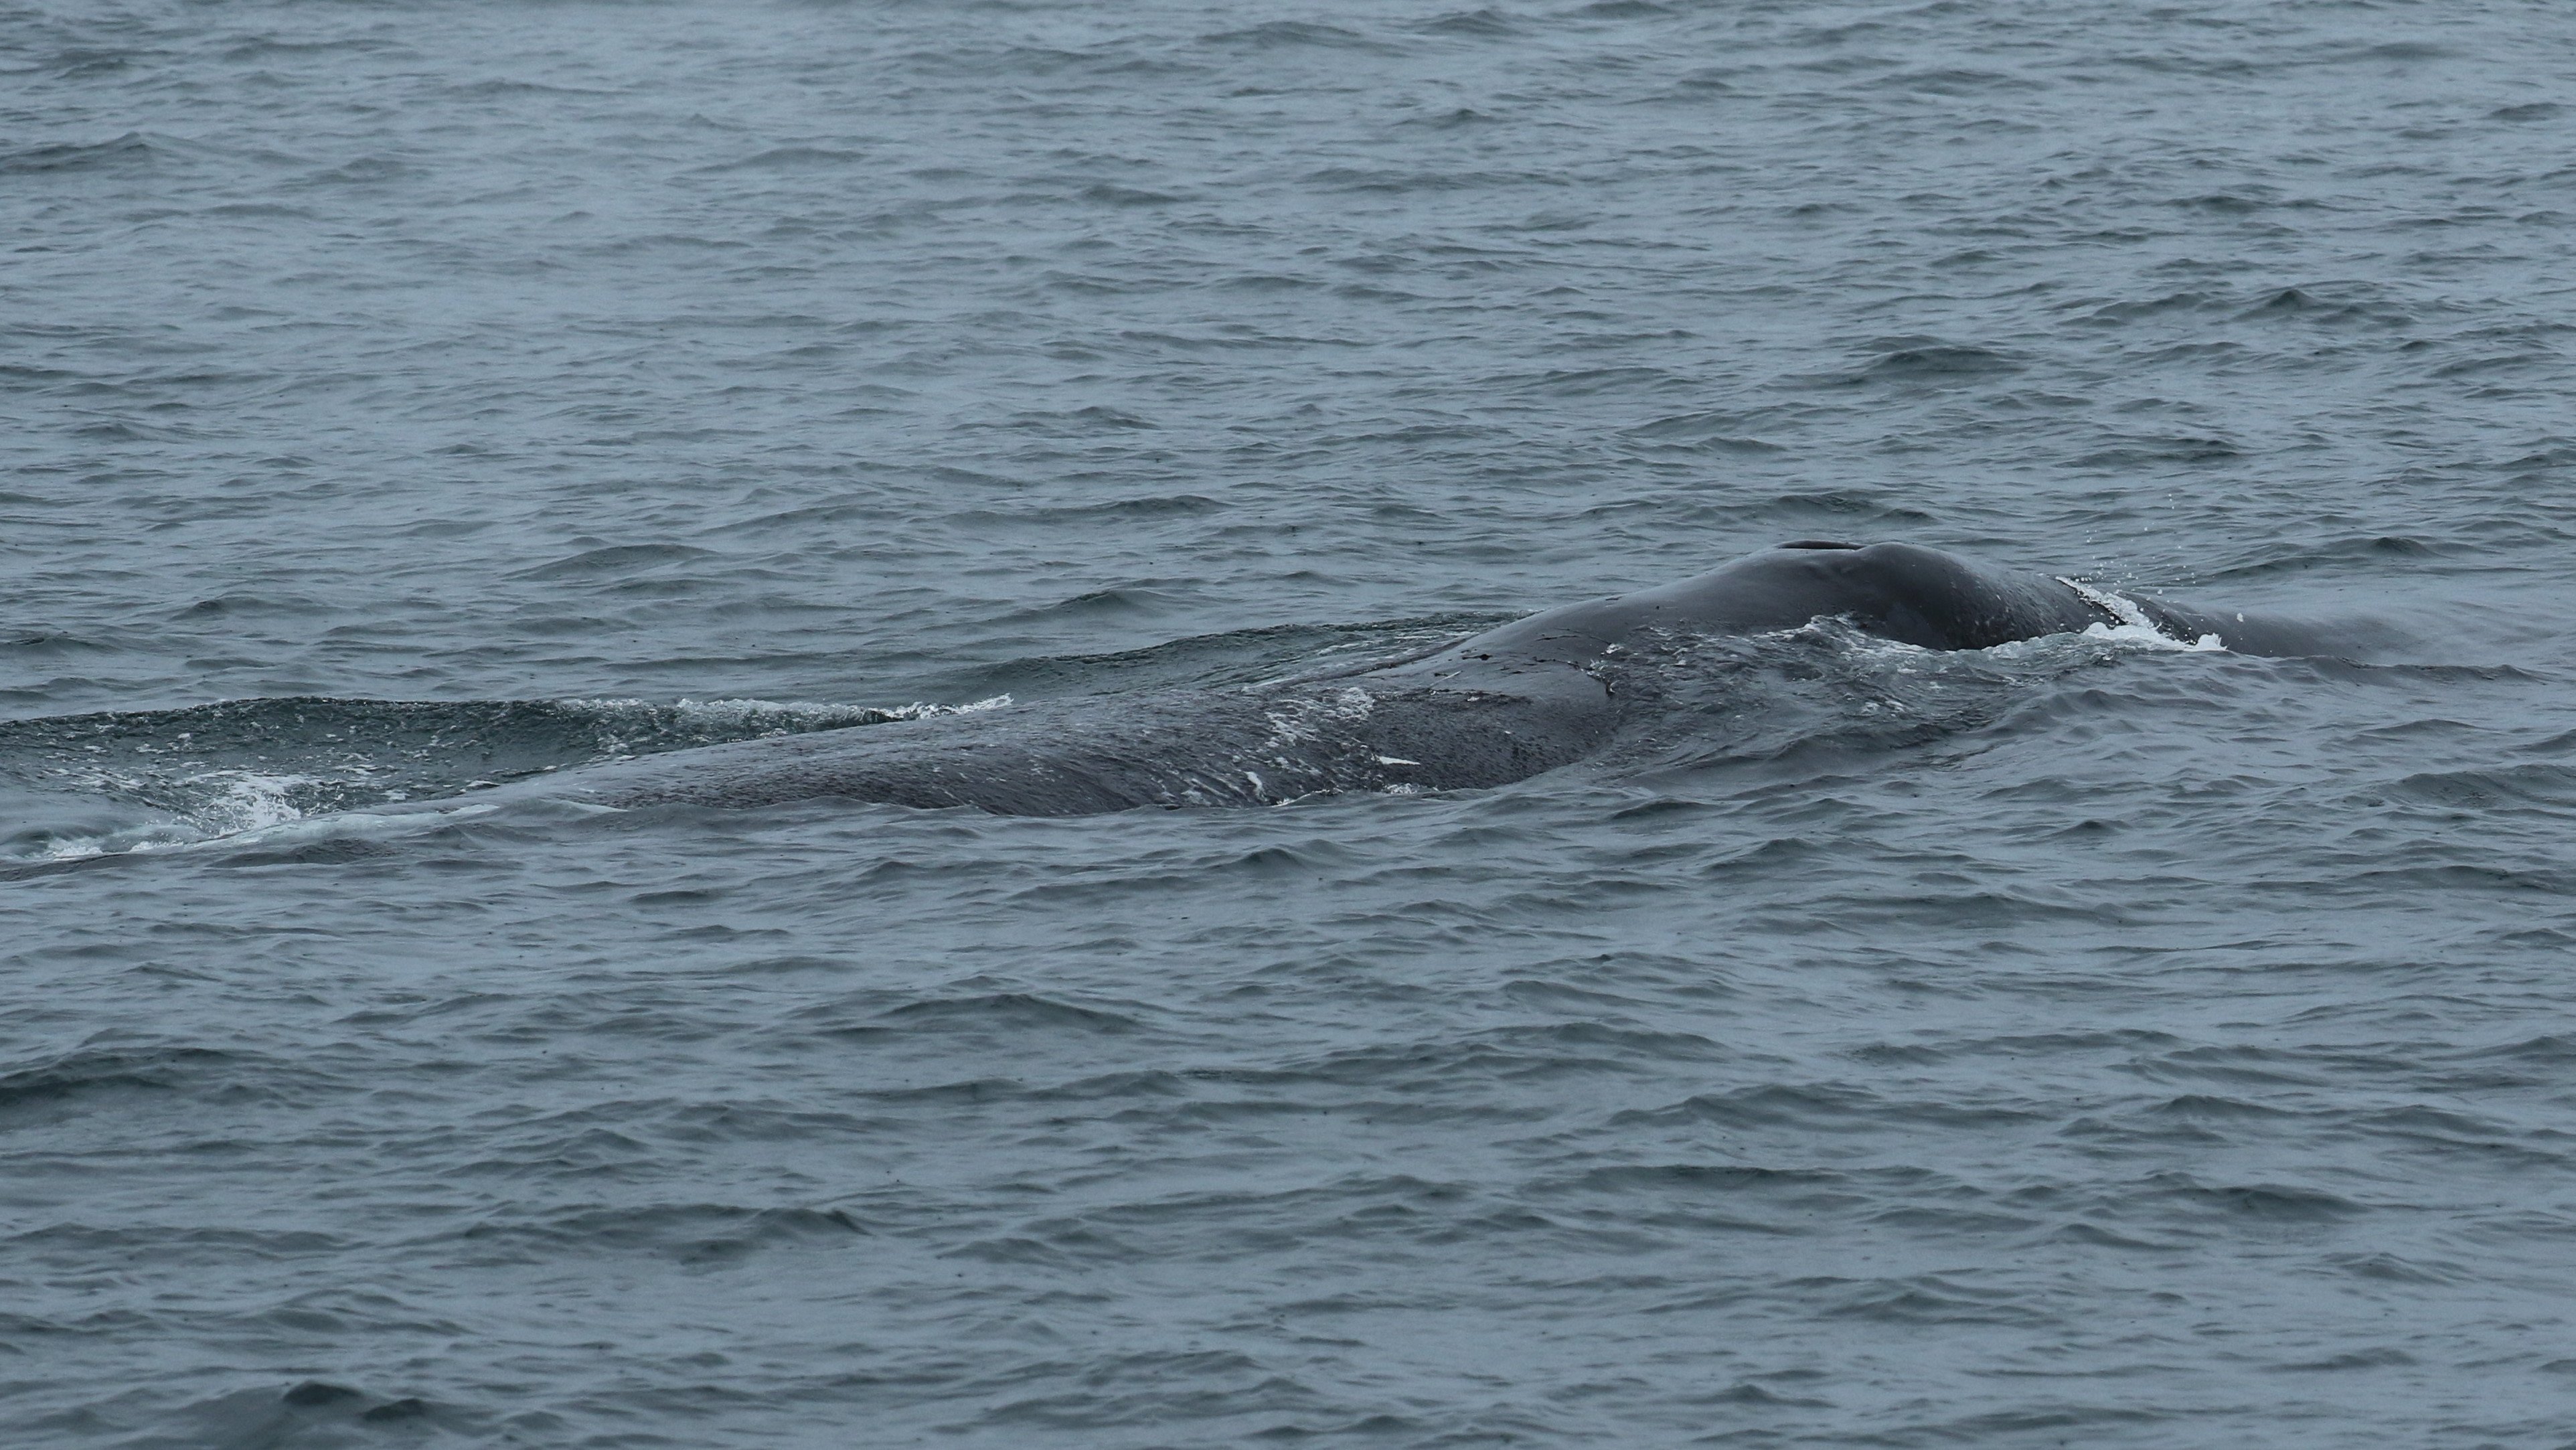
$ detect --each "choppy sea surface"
[10,1,2576,1444]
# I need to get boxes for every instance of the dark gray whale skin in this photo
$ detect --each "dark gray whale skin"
[489,542,2321,817]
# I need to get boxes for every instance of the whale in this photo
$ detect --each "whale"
[469,541,2332,818]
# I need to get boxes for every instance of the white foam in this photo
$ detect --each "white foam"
[19,771,546,865]
[669,694,1014,724]
[185,770,317,834]
[555,694,1015,736]
[1759,589,2225,662]
[2053,578,2226,652]
[33,767,330,860]
[31,821,204,862]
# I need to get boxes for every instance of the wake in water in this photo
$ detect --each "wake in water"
[0,694,1005,862]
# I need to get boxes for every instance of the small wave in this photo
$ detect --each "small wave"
[1417,9,1524,39]
[946,493,1222,526]
[2204,534,2459,579]
[693,145,870,173]
[877,992,1140,1034]
[0,1044,238,1113]
[1848,343,2022,383]
[509,543,719,580]
[146,1381,461,1447]
[0,132,156,174]
[1622,411,1784,453]
[1198,20,1394,52]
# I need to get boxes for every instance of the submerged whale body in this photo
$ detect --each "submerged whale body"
[495,542,2324,817]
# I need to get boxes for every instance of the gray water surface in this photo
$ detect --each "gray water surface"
[9,1,2576,1445]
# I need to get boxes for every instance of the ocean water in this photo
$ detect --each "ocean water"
[9,0,2576,1444]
